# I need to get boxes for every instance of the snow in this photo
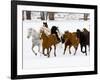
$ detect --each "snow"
[23,20,90,70]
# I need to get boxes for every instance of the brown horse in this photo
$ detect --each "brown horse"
[62,31,79,55]
[40,31,58,57]
[76,28,90,55]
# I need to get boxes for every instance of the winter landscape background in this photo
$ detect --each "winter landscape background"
[22,11,90,71]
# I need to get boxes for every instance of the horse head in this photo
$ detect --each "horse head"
[76,29,81,38]
[61,35,65,43]
[27,28,37,39]
[51,26,61,42]
[83,28,88,32]
[51,26,59,33]
[61,31,69,43]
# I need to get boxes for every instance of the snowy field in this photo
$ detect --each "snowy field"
[23,20,90,70]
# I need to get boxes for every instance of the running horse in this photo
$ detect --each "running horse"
[40,31,58,57]
[62,31,80,55]
[76,28,90,55]
[27,28,41,55]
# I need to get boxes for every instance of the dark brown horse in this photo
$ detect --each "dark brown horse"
[40,31,58,57]
[76,28,90,55]
[62,31,79,55]
[51,26,61,42]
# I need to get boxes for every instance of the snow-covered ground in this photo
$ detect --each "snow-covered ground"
[23,20,90,70]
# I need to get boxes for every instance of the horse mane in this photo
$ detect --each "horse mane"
[41,31,48,38]
[51,26,58,32]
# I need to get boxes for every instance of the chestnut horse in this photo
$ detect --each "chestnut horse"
[40,31,58,57]
[62,31,79,55]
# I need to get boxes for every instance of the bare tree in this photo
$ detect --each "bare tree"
[84,13,89,20]
[48,12,54,20]
[40,12,55,20]
[40,12,45,20]
[26,11,31,20]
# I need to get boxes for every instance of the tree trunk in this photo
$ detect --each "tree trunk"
[48,12,54,20]
[84,13,89,20]
[26,11,31,20]
[40,12,45,20]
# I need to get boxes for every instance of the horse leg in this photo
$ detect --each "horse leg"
[42,48,47,56]
[63,44,67,55]
[84,45,87,56]
[32,44,37,55]
[60,42,63,48]
[49,47,52,53]
[74,46,78,55]
[81,44,87,55]
[81,45,84,53]
[88,45,90,51]
[69,45,71,54]
[54,45,56,57]
[47,48,50,58]
[38,44,40,52]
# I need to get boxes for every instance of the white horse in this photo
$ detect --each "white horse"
[27,28,41,55]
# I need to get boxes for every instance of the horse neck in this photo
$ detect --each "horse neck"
[66,33,72,41]
[42,33,48,40]
[32,30,39,38]
[76,31,81,38]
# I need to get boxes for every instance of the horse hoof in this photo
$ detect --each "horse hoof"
[43,54,47,56]
[54,54,56,56]
[74,53,76,55]
[63,52,65,55]
[47,55,50,58]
